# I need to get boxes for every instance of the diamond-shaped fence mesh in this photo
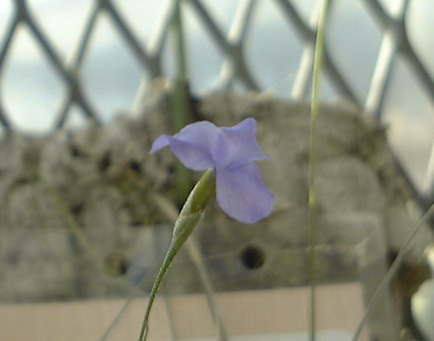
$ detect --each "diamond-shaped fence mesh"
[1,0,433,203]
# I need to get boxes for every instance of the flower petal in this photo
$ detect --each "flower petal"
[150,121,221,171]
[218,118,270,169]
[216,162,274,223]
[176,121,220,152]
[150,134,171,153]
[152,136,215,171]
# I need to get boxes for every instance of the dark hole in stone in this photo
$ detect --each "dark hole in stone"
[119,259,128,275]
[130,219,143,227]
[104,251,129,277]
[240,244,265,270]
[98,152,111,172]
[70,144,82,158]
[129,160,141,173]
[71,203,83,216]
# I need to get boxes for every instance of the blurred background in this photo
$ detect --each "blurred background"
[0,0,434,339]
[0,0,433,199]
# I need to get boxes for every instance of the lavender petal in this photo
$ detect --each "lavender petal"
[218,118,270,169]
[216,162,275,224]
[163,137,215,171]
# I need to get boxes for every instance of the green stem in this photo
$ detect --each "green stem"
[138,169,216,341]
[49,186,100,264]
[352,202,434,340]
[309,1,330,340]
[171,0,192,203]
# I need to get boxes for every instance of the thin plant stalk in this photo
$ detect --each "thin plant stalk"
[151,192,229,340]
[49,186,100,265]
[138,169,216,341]
[171,0,192,203]
[309,0,330,340]
[352,202,434,340]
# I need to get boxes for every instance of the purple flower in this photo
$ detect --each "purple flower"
[150,118,275,223]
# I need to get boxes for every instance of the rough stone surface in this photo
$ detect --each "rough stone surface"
[0,79,432,337]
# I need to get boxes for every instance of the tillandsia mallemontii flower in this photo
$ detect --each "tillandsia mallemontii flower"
[138,118,274,340]
[151,118,275,223]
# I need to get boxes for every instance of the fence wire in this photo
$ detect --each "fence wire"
[0,0,433,194]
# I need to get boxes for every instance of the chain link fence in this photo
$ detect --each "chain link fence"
[1,0,433,204]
